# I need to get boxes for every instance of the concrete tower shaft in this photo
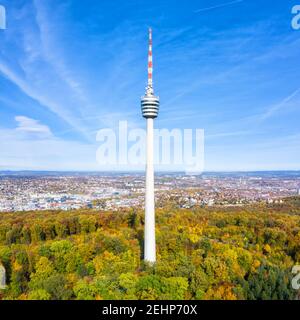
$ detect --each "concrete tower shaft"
[141,28,158,264]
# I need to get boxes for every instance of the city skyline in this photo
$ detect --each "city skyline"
[1,171,299,213]
[0,0,300,172]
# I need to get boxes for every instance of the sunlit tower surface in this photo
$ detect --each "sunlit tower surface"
[141,28,159,263]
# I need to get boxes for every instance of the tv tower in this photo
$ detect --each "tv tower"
[141,28,159,263]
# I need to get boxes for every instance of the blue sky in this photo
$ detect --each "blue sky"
[0,0,299,171]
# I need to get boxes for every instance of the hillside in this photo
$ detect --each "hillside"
[0,198,300,300]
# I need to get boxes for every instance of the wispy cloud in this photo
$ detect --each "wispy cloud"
[260,87,300,120]
[206,130,252,139]
[0,61,89,138]
[0,1,99,140]
[195,0,244,13]
[32,0,90,106]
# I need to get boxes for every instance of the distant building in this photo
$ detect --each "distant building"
[208,199,215,206]
[0,264,6,289]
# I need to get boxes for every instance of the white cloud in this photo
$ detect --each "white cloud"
[0,126,98,171]
[15,116,53,138]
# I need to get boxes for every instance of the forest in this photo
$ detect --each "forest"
[0,197,300,300]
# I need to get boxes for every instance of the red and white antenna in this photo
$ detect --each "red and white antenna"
[148,28,153,88]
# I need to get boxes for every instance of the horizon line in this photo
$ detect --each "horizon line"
[0,169,300,174]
